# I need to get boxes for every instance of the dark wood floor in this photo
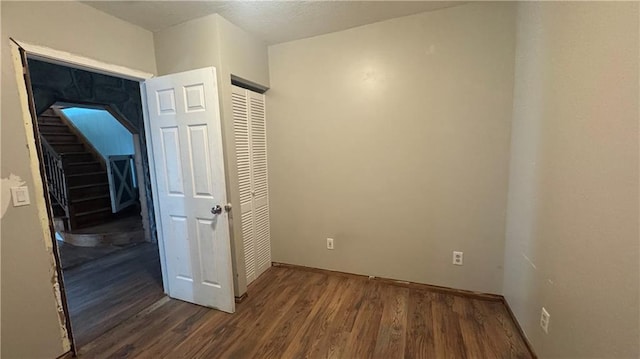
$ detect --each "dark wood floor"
[57,213,146,268]
[62,242,164,347]
[78,264,532,358]
[58,241,124,269]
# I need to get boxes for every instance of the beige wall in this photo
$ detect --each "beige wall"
[214,15,270,296]
[267,3,516,294]
[154,14,270,296]
[1,1,157,357]
[215,16,270,87]
[154,14,221,76]
[503,2,639,357]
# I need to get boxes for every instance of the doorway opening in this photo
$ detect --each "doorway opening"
[14,41,238,355]
[24,57,164,348]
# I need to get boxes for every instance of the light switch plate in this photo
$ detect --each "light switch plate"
[11,186,30,207]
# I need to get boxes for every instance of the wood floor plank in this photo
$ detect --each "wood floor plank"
[166,313,238,359]
[475,300,531,359]
[179,269,306,359]
[280,275,349,359]
[455,296,490,358]
[309,277,365,359]
[432,292,468,359]
[404,290,437,359]
[250,272,328,358]
[63,242,164,348]
[79,265,534,359]
[125,302,213,358]
[372,285,409,359]
[80,299,185,358]
[341,282,385,359]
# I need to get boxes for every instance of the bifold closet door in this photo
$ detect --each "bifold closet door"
[232,85,271,285]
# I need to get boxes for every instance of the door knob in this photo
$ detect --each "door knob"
[211,205,222,215]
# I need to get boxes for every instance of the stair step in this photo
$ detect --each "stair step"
[38,115,62,122]
[41,108,57,116]
[38,124,70,134]
[67,171,108,187]
[40,132,70,136]
[68,182,109,190]
[74,209,113,229]
[67,171,107,177]
[62,153,95,163]
[65,161,102,174]
[68,161,101,166]
[75,207,112,217]
[41,133,78,143]
[38,114,61,121]
[50,143,85,153]
[42,133,74,137]
[68,182,109,198]
[62,152,94,157]
[71,194,110,203]
[71,195,112,213]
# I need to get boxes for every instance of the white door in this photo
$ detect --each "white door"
[232,85,271,284]
[144,67,234,313]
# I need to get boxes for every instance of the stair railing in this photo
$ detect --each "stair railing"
[41,138,71,219]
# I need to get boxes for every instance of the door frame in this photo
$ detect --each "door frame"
[9,39,168,354]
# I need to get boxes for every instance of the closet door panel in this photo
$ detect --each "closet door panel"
[232,87,252,211]
[234,85,270,284]
[249,92,268,201]
[253,202,270,275]
[232,85,256,283]
[248,91,271,278]
[240,210,256,283]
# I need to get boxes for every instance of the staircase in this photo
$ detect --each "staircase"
[38,107,113,229]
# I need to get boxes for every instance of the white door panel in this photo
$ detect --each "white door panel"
[144,67,234,312]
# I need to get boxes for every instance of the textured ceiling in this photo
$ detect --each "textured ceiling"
[82,1,464,44]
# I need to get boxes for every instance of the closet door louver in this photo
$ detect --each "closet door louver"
[248,90,271,278]
[232,85,270,285]
[232,87,255,282]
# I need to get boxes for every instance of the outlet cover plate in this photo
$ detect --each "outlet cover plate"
[453,251,463,265]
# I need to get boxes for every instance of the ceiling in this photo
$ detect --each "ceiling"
[83,1,464,45]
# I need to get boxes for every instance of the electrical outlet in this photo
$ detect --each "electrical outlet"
[540,307,550,334]
[327,238,334,250]
[452,251,463,265]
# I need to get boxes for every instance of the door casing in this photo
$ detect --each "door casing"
[10,39,166,355]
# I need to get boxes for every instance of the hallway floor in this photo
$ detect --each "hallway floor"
[57,212,146,269]
[62,242,164,347]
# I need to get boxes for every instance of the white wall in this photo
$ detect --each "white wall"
[62,108,135,160]
[267,3,516,294]
[1,2,156,357]
[503,2,639,357]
